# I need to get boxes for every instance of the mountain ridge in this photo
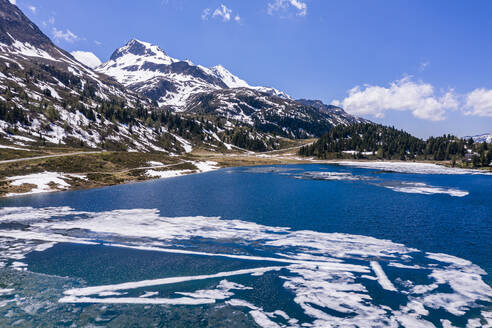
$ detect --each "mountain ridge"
[0,0,230,153]
[96,38,365,138]
[464,133,492,144]
[96,38,290,108]
[1,0,366,154]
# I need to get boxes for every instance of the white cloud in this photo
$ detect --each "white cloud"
[464,88,492,117]
[290,0,307,15]
[333,77,459,121]
[94,40,102,46]
[9,0,16,5]
[28,5,36,13]
[71,51,102,69]
[268,0,307,17]
[52,27,79,43]
[202,4,240,23]
[213,4,232,21]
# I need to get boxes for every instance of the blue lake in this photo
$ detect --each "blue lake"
[0,163,491,327]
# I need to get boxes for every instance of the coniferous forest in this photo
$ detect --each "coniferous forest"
[298,123,492,167]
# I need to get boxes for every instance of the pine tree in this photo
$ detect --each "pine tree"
[472,154,481,168]
[481,152,488,167]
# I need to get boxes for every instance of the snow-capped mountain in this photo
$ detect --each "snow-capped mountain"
[0,0,161,149]
[0,0,139,105]
[464,133,492,143]
[97,39,290,109]
[0,0,236,153]
[96,39,366,138]
[208,64,290,98]
[0,0,369,153]
[208,65,249,88]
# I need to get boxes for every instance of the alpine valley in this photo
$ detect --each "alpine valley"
[0,0,365,154]
[0,0,490,198]
[1,2,492,328]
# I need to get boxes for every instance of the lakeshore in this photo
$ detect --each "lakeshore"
[1,142,490,198]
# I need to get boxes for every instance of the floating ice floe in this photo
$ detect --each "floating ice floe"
[0,288,14,296]
[249,166,471,197]
[226,298,299,327]
[138,291,159,298]
[245,166,301,174]
[331,161,491,175]
[380,181,469,197]
[296,171,371,181]
[0,206,490,327]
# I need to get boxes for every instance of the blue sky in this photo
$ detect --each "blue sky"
[14,0,492,138]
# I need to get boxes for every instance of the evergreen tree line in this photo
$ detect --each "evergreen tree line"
[298,123,492,167]
[225,130,276,152]
[0,92,279,152]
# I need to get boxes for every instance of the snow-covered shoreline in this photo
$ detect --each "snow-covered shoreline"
[1,161,221,198]
[2,158,489,199]
[144,160,219,179]
[4,172,87,197]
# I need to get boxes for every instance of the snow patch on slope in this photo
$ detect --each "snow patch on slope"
[5,172,86,197]
[145,161,219,179]
[209,65,250,88]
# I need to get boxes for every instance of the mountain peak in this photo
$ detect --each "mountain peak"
[209,64,250,88]
[109,38,168,61]
[211,64,226,71]
[98,39,291,107]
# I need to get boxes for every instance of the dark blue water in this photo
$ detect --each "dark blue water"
[0,164,491,327]
[1,164,490,275]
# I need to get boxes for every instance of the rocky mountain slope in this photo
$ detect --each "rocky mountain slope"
[0,0,159,150]
[0,0,139,104]
[97,39,365,138]
[184,88,365,138]
[0,0,259,153]
[295,99,368,124]
[0,0,367,154]
[96,39,290,109]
